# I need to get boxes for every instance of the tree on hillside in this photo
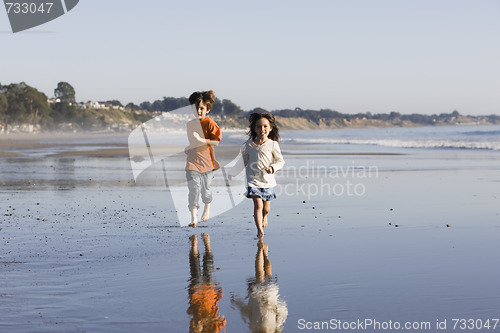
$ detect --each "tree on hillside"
[149,97,189,112]
[210,98,223,115]
[273,109,296,118]
[2,83,26,122]
[54,81,76,104]
[160,96,189,111]
[151,99,163,111]
[250,107,269,114]
[2,82,51,125]
[24,84,51,124]
[319,109,342,119]
[140,101,153,112]
[0,93,8,127]
[51,100,76,123]
[103,100,123,107]
[0,94,7,115]
[389,111,401,120]
[126,102,141,111]
[52,82,77,123]
[221,99,243,116]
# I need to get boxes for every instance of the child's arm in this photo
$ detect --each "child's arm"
[267,141,285,174]
[228,148,246,180]
[230,294,251,318]
[193,132,220,146]
[193,119,222,146]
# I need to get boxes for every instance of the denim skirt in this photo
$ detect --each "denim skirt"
[246,187,276,201]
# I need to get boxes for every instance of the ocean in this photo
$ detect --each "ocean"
[1,125,499,332]
[279,124,500,151]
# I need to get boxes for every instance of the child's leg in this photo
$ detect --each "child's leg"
[189,207,198,227]
[188,235,201,282]
[252,196,265,238]
[186,171,202,227]
[202,233,211,252]
[200,171,214,222]
[255,240,265,283]
[201,203,210,222]
[262,241,272,277]
[262,200,271,228]
[201,233,214,283]
[189,234,198,255]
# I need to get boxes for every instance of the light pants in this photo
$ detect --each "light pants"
[186,170,214,210]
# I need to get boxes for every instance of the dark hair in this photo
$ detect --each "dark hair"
[189,90,215,111]
[247,112,280,142]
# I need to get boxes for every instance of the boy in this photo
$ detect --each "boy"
[185,90,221,227]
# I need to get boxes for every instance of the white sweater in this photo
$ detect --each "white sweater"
[230,139,285,188]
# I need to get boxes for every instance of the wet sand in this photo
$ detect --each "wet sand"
[1,133,499,332]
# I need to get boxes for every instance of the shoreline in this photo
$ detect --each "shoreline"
[2,125,499,158]
[0,119,499,138]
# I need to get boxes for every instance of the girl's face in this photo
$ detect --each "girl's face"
[195,101,209,120]
[254,118,272,141]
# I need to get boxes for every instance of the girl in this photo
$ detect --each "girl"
[230,112,284,238]
[231,240,288,332]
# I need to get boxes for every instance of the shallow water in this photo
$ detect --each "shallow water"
[1,133,500,332]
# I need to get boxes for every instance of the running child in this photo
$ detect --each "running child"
[229,112,284,238]
[185,90,222,227]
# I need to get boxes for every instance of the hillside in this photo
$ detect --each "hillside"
[1,81,499,133]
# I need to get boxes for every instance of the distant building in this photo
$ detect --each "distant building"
[47,98,61,104]
[78,101,109,110]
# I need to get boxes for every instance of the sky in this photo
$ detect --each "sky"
[1,0,499,115]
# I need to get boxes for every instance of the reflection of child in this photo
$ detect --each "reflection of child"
[231,240,288,333]
[187,233,226,333]
[229,113,284,238]
[185,91,222,227]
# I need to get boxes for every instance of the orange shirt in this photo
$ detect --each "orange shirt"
[188,284,226,333]
[185,117,222,173]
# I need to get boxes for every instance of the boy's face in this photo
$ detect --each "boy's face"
[195,101,210,120]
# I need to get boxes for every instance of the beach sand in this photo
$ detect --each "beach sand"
[1,133,499,332]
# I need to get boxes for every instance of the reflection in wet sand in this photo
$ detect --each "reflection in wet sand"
[187,233,226,333]
[232,240,288,333]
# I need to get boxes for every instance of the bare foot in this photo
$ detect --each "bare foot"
[201,204,210,222]
[201,233,211,252]
[201,232,210,243]
[189,235,198,255]
[261,241,268,255]
[189,207,198,227]
[257,229,264,239]
[262,216,268,228]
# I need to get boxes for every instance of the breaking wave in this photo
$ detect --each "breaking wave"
[282,137,500,150]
